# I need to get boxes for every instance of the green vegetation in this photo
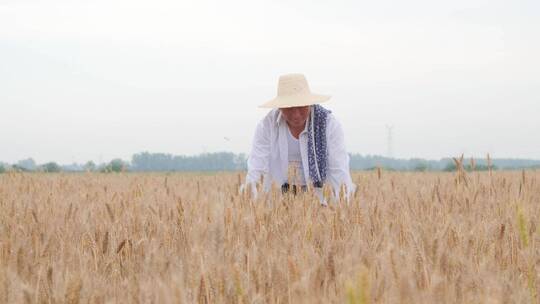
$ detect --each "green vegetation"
[101,159,128,173]
[41,162,62,173]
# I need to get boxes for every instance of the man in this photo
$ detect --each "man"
[243,73,355,205]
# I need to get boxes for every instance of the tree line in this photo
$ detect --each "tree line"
[1,152,539,173]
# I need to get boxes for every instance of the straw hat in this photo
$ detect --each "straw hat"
[259,73,331,108]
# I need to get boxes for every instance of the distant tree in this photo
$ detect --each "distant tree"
[131,151,247,172]
[12,165,30,172]
[234,153,248,170]
[61,163,83,172]
[84,161,96,172]
[17,158,36,171]
[443,162,457,172]
[0,165,5,174]
[101,159,128,173]
[413,162,429,172]
[465,164,497,171]
[42,162,62,173]
[443,162,497,172]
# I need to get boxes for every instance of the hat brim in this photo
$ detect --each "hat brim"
[259,93,331,108]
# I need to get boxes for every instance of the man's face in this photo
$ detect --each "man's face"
[280,106,310,129]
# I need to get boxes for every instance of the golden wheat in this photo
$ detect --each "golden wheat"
[0,169,539,303]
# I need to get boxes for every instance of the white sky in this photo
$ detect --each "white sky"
[1,0,539,164]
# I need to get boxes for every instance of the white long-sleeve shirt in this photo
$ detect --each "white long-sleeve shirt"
[245,108,356,204]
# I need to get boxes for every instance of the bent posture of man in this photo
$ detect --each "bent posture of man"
[243,73,356,205]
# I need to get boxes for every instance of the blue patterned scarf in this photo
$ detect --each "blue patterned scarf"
[307,105,330,188]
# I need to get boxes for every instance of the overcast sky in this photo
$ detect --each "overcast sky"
[1,0,539,164]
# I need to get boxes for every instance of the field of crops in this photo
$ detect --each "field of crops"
[1,170,539,303]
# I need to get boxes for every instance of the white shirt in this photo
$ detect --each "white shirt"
[287,127,306,185]
[245,107,356,204]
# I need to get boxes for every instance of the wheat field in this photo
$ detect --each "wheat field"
[0,169,539,303]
